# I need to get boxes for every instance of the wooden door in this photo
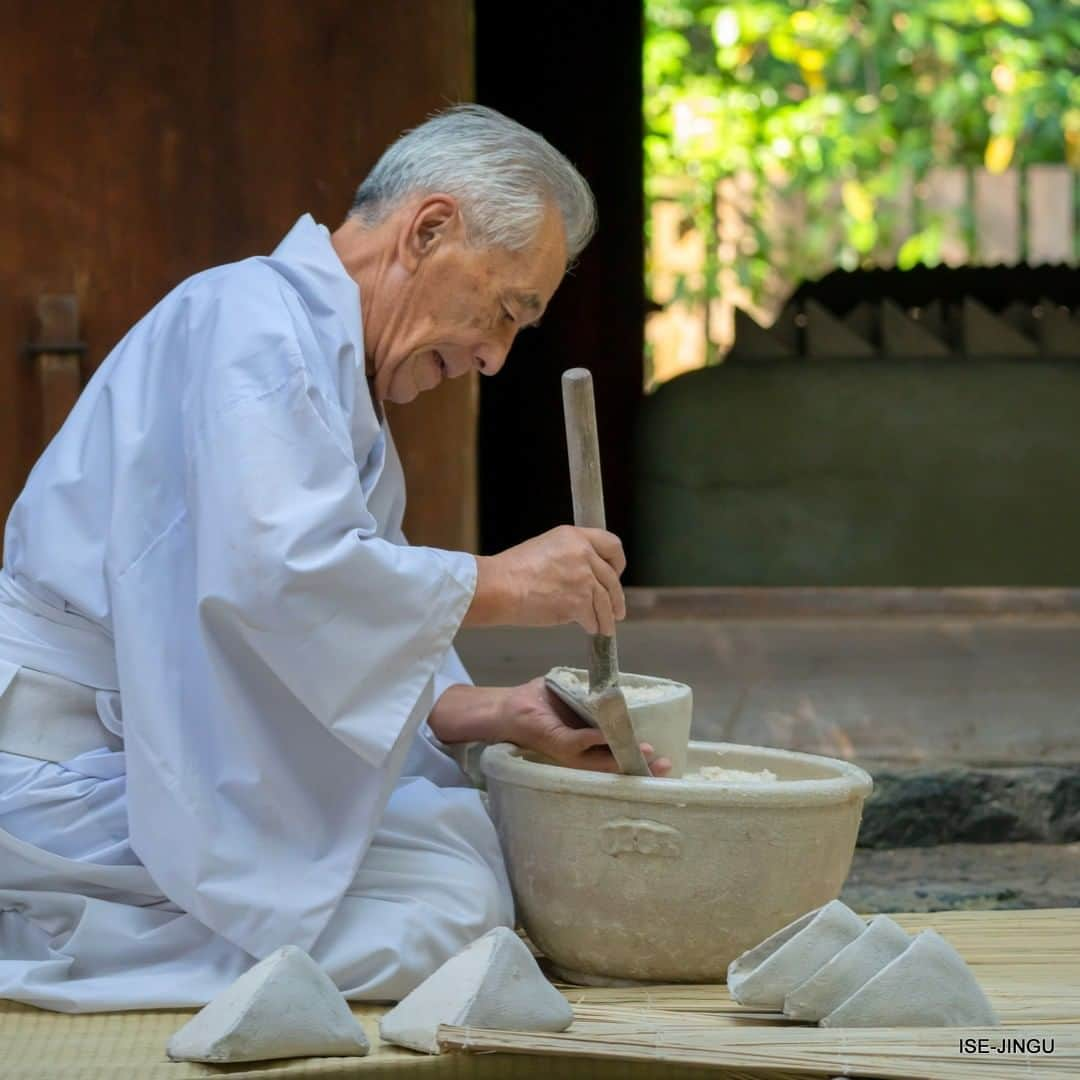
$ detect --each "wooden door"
[0,0,477,554]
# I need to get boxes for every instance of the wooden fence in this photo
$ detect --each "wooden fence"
[647,164,1079,388]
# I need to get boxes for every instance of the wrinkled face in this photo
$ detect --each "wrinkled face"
[370,197,568,404]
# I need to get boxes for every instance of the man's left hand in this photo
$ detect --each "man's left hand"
[497,677,672,776]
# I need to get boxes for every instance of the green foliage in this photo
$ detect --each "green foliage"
[645,0,1080,338]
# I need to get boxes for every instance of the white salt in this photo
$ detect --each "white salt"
[683,765,778,783]
[166,946,369,1064]
[379,927,573,1055]
[551,669,681,706]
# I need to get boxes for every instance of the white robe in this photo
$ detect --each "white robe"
[0,214,513,1012]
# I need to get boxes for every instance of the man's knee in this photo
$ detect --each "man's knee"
[328,852,513,1000]
[411,854,513,968]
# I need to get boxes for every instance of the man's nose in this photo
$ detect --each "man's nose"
[474,340,511,377]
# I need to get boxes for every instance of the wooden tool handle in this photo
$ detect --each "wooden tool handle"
[561,368,606,529]
[562,368,619,689]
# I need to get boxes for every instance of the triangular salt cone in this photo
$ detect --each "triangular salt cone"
[167,946,369,1063]
[821,929,999,1028]
[379,926,573,1054]
[727,900,866,1009]
[784,915,910,1021]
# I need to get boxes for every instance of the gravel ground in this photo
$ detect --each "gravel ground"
[841,842,1080,913]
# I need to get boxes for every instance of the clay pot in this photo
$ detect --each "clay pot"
[480,741,873,985]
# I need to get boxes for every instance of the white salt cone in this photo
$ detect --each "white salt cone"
[821,928,1000,1028]
[379,926,573,1054]
[784,915,910,1021]
[727,900,866,1009]
[167,946,369,1063]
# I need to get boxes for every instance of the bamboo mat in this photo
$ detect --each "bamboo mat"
[440,1024,1077,1079]
[2,909,1077,1079]
[440,909,1080,1078]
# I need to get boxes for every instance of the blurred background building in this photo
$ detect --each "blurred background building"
[1,0,1077,585]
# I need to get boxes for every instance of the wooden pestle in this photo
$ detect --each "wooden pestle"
[560,368,650,777]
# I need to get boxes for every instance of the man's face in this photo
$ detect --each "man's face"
[371,197,568,404]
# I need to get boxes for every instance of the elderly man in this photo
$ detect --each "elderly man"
[0,105,667,1013]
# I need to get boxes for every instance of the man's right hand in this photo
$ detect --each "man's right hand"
[465,525,626,635]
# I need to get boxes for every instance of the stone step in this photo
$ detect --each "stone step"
[856,762,1080,848]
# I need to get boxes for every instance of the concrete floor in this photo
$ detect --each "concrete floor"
[457,616,1080,767]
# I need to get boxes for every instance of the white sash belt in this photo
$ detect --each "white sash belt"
[0,665,122,763]
[0,571,119,691]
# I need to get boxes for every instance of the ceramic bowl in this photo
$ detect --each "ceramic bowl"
[481,740,873,985]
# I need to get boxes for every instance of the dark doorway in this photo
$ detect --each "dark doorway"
[475,2,646,574]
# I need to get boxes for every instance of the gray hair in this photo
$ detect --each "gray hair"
[349,104,596,263]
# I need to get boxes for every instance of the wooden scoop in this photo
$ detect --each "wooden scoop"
[543,368,650,777]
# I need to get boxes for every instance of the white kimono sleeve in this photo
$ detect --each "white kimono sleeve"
[114,298,477,958]
[186,367,477,771]
[372,442,476,761]
[417,639,477,779]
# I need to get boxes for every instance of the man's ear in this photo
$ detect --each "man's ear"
[399,195,459,271]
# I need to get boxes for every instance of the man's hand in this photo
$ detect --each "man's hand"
[465,526,626,635]
[496,677,671,776]
[427,681,671,777]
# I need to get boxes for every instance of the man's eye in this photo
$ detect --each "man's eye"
[501,307,516,324]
